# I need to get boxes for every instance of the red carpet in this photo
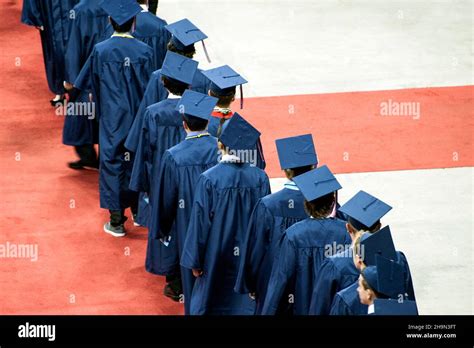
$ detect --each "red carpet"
[0,2,472,314]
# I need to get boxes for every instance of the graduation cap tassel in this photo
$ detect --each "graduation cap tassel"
[240,84,244,109]
[202,41,211,63]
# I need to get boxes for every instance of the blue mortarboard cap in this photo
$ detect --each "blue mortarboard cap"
[219,112,261,151]
[275,134,318,170]
[176,90,218,121]
[161,51,198,85]
[202,65,248,109]
[373,299,418,315]
[362,255,406,298]
[339,190,392,230]
[165,19,210,62]
[100,0,141,26]
[359,225,397,266]
[293,165,342,202]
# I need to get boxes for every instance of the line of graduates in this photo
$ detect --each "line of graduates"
[21,0,418,316]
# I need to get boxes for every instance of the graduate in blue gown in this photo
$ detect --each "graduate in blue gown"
[235,134,318,314]
[73,0,153,237]
[358,255,417,315]
[202,65,266,170]
[309,190,393,315]
[131,52,199,300]
[125,18,211,154]
[21,0,79,104]
[181,113,271,315]
[261,165,351,315]
[150,90,219,314]
[135,0,170,70]
[329,225,416,315]
[62,0,110,169]
[125,19,211,230]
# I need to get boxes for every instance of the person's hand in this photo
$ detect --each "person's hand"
[249,293,256,300]
[63,81,74,91]
[192,268,203,277]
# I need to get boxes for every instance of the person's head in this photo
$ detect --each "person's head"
[357,274,379,306]
[303,191,336,219]
[284,165,316,180]
[161,76,189,96]
[167,40,196,59]
[110,17,135,33]
[209,88,236,108]
[346,219,381,242]
[182,114,208,133]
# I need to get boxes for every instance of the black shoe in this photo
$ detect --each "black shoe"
[68,160,99,170]
[163,283,181,302]
[50,95,65,107]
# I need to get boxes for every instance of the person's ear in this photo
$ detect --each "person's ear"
[232,96,236,102]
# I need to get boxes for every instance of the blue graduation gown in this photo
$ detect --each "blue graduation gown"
[329,281,368,315]
[308,248,359,315]
[261,218,351,315]
[208,113,266,170]
[181,162,271,315]
[329,252,416,315]
[150,134,219,314]
[134,11,170,70]
[74,35,153,210]
[125,68,211,153]
[62,0,109,146]
[235,184,307,314]
[130,98,186,274]
[21,0,79,95]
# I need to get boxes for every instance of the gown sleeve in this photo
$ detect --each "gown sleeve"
[309,259,340,315]
[129,109,152,193]
[261,235,297,315]
[21,0,43,27]
[235,200,273,294]
[149,151,179,240]
[63,10,84,83]
[180,175,214,271]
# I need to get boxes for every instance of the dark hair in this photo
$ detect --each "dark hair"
[167,41,196,58]
[284,165,316,180]
[210,89,236,108]
[348,218,381,233]
[161,76,188,96]
[110,17,135,33]
[304,192,336,218]
[183,114,208,131]
[137,0,147,4]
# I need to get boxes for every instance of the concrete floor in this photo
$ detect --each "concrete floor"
[158,0,472,97]
[159,0,473,314]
